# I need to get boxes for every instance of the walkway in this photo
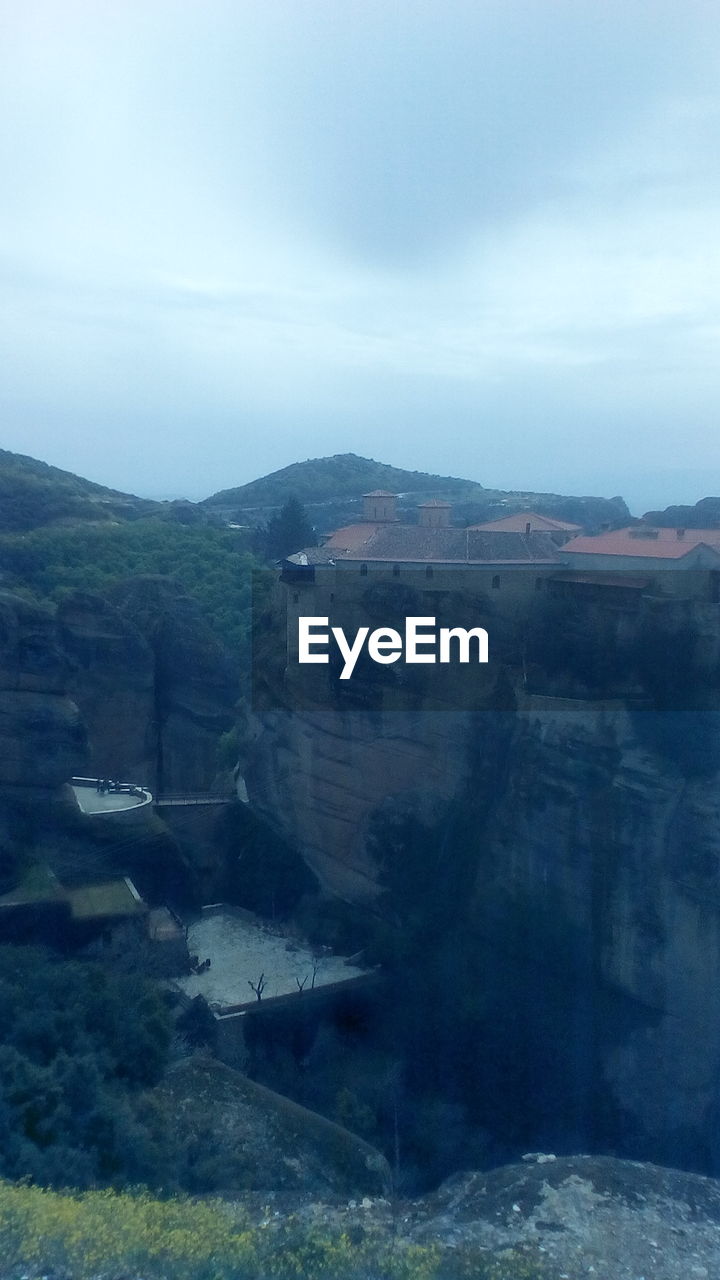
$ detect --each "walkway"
[71,778,153,816]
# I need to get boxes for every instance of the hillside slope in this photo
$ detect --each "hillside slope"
[203,451,630,531]
[202,452,484,510]
[0,448,159,531]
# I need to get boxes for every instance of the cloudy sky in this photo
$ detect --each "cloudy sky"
[2,0,720,512]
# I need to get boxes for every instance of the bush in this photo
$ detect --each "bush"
[0,1180,551,1279]
[0,947,172,1189]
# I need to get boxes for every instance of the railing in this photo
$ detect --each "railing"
[70,778,153,815]
[154,792,234,807]
[71,777,150,799]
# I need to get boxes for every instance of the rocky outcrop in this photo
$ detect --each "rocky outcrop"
[58,591,155,784]
[405,1154,720,1278]
[153,1054,389,1196]
[248,707,480,900]
[248,679,720,1170]
[0,589,194,908]
[474,702,720,1169]
[59,579,238,794]
[0,591,87,797]
[105,577,238,793]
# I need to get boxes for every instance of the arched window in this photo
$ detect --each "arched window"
[360,563,368,576]
[425,565,433,579]
[492,575,500,589]
[392,564,400,577]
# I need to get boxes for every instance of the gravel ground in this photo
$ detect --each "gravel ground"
[176,909,366,1006]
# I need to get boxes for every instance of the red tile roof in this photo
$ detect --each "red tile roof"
[323,523,384,552]
[565,527,720,559]
[292,524,560,566]
[362,489,398,497]
[469,511,582,533]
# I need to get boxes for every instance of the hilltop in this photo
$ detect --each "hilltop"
[202,451,630,532]
[202,452,484,511]
[0,448,160,531]
[642,495,720,528]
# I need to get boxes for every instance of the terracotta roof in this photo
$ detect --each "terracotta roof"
[288,525,560,566]
[469,511,582,533]
[417,499,452,508]
[564,527,720,559]
[324,523,385,552]
[362,489,397,497]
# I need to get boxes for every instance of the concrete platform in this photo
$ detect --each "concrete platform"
[71,778,153,815]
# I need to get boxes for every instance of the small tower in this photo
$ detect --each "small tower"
[362,490,398,522]
[418,500,452,528]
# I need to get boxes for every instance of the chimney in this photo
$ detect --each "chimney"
[677,527,686,539]
[525,521,531,535]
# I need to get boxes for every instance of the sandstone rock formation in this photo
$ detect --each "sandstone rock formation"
[59,578,238,794]
[248,681,720,1172]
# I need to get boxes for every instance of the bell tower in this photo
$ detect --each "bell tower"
[362,490,399,522]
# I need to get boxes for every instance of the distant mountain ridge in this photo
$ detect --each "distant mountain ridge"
[202,451,630,532]
[0,446,632,536]
[201,453,483,510]
[642,496,720,528]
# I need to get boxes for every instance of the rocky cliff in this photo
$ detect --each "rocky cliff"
[0,589,198,907]
[248,635,720,1173]
[59,577,238,793]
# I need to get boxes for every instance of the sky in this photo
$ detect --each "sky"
[2,0,720,514]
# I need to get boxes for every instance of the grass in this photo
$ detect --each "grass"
[0,1180,554,1279]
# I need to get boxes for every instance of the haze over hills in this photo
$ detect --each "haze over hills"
[201,451,631,532]
[0,447,161,531]
[641,496,720,528]
[201,453,485,509]
[12,444,720,540]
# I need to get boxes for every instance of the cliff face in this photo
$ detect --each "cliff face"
[60,578,238,793]
[0,589,199,907]
[58,591,155,785]
[248,690,720,1171]
[0,591,87,797]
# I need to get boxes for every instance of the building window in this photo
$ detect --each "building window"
[492,575,500,589]
[425,565,433,579]
[392,564,400,577]
[360,563,368,576]
[293,593,299,604]
[535,577,543,591]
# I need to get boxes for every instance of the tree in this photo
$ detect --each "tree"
[261,497,316,561]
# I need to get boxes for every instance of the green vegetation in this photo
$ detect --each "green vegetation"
[0,518,264,657]
[0,448,158,531]
[203,452,484,511]
[258,495,317,559]
[0,947,171,1189]
[0,1180,551,1279]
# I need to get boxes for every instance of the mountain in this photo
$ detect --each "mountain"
[202,452,484,511]
[0,448,160,531]
[642,495,720,528]
[202,452,630,532]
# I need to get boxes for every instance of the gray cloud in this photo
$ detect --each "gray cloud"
[1,0,720,511]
